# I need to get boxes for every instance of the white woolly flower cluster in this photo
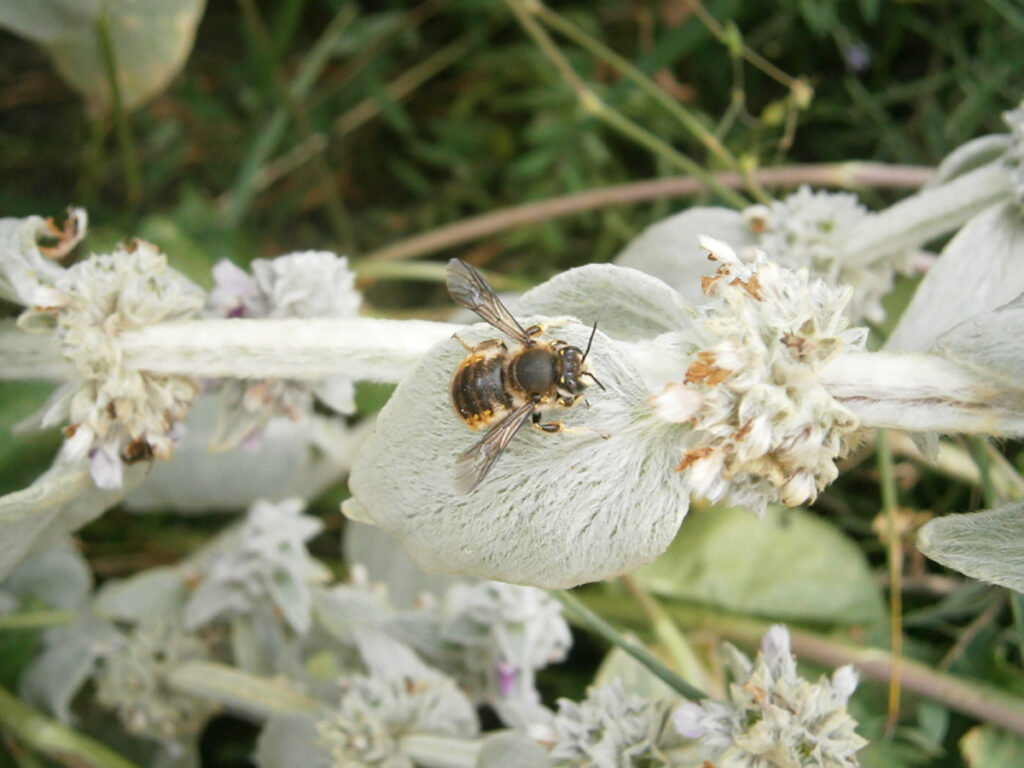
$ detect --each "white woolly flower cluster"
[205,251,361,450]
[93,617,217,745]
[651,236,867,514]
[441,581,570,713]
[548,679,680,767]
[673,625,866,767]
[21,238,205,489]
[184,498,324,635]
[744,185,907,323]
[1002,101,1024,207]
[316,674,478,768]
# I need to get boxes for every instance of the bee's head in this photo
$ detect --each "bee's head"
[555,323,604,396]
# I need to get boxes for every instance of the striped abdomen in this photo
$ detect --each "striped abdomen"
[451,342,514,428]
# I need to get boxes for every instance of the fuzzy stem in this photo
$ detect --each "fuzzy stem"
[821,351,1024,436]
[843,161,1012,266]
[0,323,72,380]
[165,661,317,721]
[876,429,904,734]
[118,318,459,382]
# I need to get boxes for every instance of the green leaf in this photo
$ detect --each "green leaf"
[917,501,1024,592]
[594,647,684,701]
[0,0,207,110]
[635,505,885,624]
[961,724,1024,767]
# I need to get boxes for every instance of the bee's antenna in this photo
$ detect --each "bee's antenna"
[585,371,606,391]
[582,322,598,362]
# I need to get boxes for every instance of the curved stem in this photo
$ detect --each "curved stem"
[363,162,932,263]
[553,589,707,701]
[0,685,140,768]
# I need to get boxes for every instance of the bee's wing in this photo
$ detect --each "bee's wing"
[454,401,533,494]
[446,258,532,344]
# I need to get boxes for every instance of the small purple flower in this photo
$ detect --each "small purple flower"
[89,444,123,490]
[209,259,258,318]
[842,42,870,73]
[496,659,518,697]
[671,700,707,739]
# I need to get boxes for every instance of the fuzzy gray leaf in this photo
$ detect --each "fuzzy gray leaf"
[887,202,1024,352]
[917,502,1024,591]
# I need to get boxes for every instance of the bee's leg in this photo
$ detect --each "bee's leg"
[524,324,544,339]
[535,421,611,440]
[534,420,564,434]
[452,333,475,352]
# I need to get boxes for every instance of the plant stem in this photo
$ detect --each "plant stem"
[621,575,705,685]
[553,590,706,701]
[502,0,748,209]
[76,113,108,206]
[94,12,140,209]
[118,317,459,382]
[363,162,931,263]
[0,610,73,631]
[682,0,803,91]
[875,429,903,734]
[166,661,317,720]
[0,685,140,768]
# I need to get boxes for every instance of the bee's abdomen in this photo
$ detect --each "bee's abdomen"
[451,350,513,427]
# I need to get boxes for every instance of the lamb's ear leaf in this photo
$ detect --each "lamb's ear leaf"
[348,318,692,589]
[0,464,146,580]
[917,501,1024,592]
[886,202,1024,353]
[0,0,207,110]
[517,263,694,340]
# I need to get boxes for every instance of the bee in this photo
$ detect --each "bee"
[446,258,603,493]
